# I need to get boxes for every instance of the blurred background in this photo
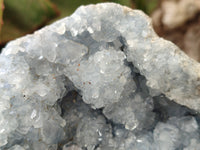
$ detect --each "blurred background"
[0,0,199,62]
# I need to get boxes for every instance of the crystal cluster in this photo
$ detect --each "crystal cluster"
[0,3,200,150]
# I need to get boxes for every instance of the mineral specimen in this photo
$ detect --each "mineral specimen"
[0,2,200,150]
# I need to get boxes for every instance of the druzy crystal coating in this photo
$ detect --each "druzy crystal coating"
[0,3,200,150]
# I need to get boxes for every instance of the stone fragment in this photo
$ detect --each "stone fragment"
[0,2,200,150]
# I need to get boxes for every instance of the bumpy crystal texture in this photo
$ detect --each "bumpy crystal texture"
[0,3,200,150]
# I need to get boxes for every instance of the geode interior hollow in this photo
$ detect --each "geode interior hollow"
[1,3,200,150]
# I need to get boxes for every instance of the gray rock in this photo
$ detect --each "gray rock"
[0,3,200,150]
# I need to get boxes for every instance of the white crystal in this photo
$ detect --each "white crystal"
[0,2,200,150]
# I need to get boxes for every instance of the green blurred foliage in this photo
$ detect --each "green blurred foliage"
[0,0,58,44]
[51,0,104,19]
[0,0,158,46]
[134,0,159,14]
[5,0,58,29]
[51,0,132,20]
[0,0,4,32]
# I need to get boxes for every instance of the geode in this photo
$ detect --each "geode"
[0,3,200,150]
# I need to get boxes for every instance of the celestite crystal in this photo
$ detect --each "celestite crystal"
[0,3,200,150]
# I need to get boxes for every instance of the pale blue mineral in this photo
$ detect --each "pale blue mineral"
[0,3,200,150]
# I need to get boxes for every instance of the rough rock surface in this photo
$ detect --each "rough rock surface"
[0,3,200,150]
